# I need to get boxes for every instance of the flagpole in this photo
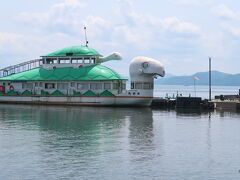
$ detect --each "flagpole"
[209,57,212,101]
[194,78,196,97]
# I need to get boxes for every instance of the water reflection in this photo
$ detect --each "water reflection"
[2,104,240,179]
[0,104,155,179]
[176,108,213,118]
[128,108,155,161]
[217,109,240,118]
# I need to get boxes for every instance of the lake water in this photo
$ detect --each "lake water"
[154,85,240,99]
[1,85,240,180]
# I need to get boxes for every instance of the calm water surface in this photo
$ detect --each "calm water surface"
[0,104,240,180]
[154,85,240,99]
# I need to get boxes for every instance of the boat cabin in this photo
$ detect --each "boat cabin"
[0,46,127,96]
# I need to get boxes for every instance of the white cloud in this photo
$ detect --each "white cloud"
[0,32,23,52]
[220,23,240,37]
[16,0,86,35]
[161,17,200,35]
[169,0,211,6]
[212,4,239,20]
[2,0,203,75]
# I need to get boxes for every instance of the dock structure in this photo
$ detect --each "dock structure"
[151,98,176,108]
[212,94,240,111]
[176,97,202,109]
[212,100,240,111]
[151,97,214,110]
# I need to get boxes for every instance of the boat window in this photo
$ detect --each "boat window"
[104,83,111,90]
[46,58,57,64]
[135,83,143,89]
[143,82,151,89]
[84,59,90,64]
[45,83,55,89]
[23,83,33,89]
[90,83,102,90]
[57,83,68,90]
[59,59,70,64]
[72,59,83,64]
[70,82,75,87]
[35,82,38,87]
[91,58,95,64]
[77,83,89,90]
[113,82,119,90]
[53,59,58,64]
[39,82,43,87]
[122,82,126,90]
[131,83,134,89]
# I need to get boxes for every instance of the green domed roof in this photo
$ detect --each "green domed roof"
[0,65,127,81]
[42,46,102,57]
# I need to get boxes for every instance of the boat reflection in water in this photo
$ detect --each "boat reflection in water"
[0,104,156,179]
[1,104,240,179]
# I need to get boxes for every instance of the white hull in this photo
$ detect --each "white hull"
[0,95,152,106]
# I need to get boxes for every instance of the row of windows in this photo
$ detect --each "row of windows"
[45,58,96,64]
[131,82,153,89]
[22,82,126,90]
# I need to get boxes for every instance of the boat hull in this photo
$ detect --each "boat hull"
[0,95,152,106]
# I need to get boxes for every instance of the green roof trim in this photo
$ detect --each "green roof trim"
[0,65,127,81]
[41,90,49,95]
[82,90,96,96]
[100,90,115,96]
[22,90,32,95]
[73,90,81,96]
[51,90,64,96]
[42,46,102,57]
[6,90,18,95]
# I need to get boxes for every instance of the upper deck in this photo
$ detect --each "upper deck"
[0,45,121,78]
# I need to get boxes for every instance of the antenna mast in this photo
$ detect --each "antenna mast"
[84,27,88,47]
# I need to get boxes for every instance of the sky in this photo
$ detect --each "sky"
[0,0,240,76]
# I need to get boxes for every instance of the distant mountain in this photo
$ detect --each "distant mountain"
[164,73,176,78]
[156,71,240,86]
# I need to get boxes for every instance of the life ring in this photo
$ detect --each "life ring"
[9,85,14,91]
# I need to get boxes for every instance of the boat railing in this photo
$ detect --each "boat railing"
[0,59,43,78]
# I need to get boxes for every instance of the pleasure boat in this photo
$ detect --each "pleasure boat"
[0,45,165,106]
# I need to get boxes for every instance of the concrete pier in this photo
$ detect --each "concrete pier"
[213,94,240,111]
[212,100,240,111]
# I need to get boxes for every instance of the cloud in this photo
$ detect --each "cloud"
[111,17,201,55]
[16,0,86,35]
[0,32,23,52]
[212,4,239,20]
[220,23,240,37]
[2,0,204,75]
[168,0,211,6]
[211,4,240,39]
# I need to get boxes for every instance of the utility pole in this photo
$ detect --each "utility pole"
[209,57,212,101]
